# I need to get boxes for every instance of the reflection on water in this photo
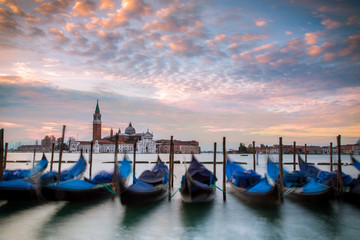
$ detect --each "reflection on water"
[121,201,162,229]
[0,201,42,218]
[181,201,214,228]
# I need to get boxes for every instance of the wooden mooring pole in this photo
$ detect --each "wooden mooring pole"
[168,136,173,201]
[305,144,307,163]
[0,129,4,181]
[279,137,284,203]
[293,141,296,171]
[330,142,333,172]
[89,142,93,179]
[133,140,137,184]
[252,141,256,171]
[57,125,66,183]
[337,135,343,199]
[222,137,226,202]
[112,134,119,200]
[33,149,36,167]
[170,136,174,188]
[4,142,8,170]
[50,143,55,171]
[213,142,217,177]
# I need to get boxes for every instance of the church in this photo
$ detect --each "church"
[75,101,157,154]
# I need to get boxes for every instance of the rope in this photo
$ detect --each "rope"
[210,184,227,194]
[170,186,182,199]
[171,173,177,179]
[100,183,116,194]
[283,187,296,196]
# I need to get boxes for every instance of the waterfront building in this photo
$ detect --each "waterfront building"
[156,139,201,154]
[76,101,157,154]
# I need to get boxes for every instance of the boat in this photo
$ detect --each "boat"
[345,156,360,204]
[0,153,49,201]
[2,154,49,181]
[40,153,87,184]
[179,155,216,203]
[226,158,279,205]
[267,157,333,203]
[119,156,169,205]
[41,156,131,201]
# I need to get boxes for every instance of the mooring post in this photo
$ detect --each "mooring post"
[112,134,119,200]
[33,149,36,167]
[305,144,307,163]
[252,141,256,171]
[132,140,137,184]
[4,142,8,170]
[0,129,4,181]
[279,137,284,203]
[337,135,343,199]
[293,141,296,171]
[168,136,173,201]
[213,142,217,178]
[50,143,55,171]
[89,141,93,179]
[330,142,333,172]
[57,125,66,183]
[222,137,227,202]
[171,136,174,188]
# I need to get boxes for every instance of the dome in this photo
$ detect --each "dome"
[125,122,136,135]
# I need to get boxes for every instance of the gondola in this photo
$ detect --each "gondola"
[226,158,279,205]
[267,157,333,203]
[119,156,169,205]
[180,155,216,203]
[41,156,131,201]
[344,156,360,204]
[0,153,49,201]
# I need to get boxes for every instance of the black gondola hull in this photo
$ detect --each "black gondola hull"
[0,188,39,201]
[229,182,280,205]
[41,185,113,201]
[120,185,167,205]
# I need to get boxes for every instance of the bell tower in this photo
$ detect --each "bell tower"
[93,100,102,142]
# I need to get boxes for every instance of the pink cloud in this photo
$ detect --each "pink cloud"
[50,27,69,43]
[307,45,322,56]
[347,16,360,26]
[253,42,276,52]
[215,34,227,42]
[256,53,272,64]
[72,0,97,17]
[234,33,268,42]
[36,0,73,16]
[100,0,115,10]
[285,31,293,35]
[304,32,318,45]
[321,19,342,29]
[254,19,267,27]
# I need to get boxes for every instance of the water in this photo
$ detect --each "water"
[1,153,360,240]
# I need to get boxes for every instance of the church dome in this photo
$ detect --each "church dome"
[125,122,136,135]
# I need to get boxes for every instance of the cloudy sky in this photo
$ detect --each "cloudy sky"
[0,0,359,150]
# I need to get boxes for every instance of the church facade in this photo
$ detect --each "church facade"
[76,101,157,154]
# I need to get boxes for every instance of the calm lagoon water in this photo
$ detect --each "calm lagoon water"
[1,153,360,240]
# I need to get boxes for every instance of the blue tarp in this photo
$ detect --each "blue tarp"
[302,178,329,194]
[3,154,48,181]
[48,179,96,190]
[351,156,360,171]
[226,158,262,189]
[127,180,157,192]
[138,157,169,184]
[40,154,87,184]
[247,178,273,193]
[0,179,35,189]
[186,155,216,185]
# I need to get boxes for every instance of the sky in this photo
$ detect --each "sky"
[0,0,359,151]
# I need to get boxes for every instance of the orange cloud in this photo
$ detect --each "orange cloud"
[307,45,322,56]
[285,31,293,35]
[50,27,69,43]
[305,32,318,45]
[256,53,272,64]
[253,42,276,52]
[100,0,115,10]
[347,16,360,26]
[254,19,267,27]
[72,0,97,17]
[321,19,342,29]
[235,33,268,42]
[215,34,227,42]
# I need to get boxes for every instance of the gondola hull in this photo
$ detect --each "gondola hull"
[120,185,167,205]
[0,187,39,201]
[180,174,216,203]
[282,185,333,203]
[229,181,279,205]
[41,184,113,201]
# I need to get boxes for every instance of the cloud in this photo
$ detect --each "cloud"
[234,33,268,42]
[304,32,318,45]
[100,0,115,10]
[285,31,293,35]
[72,0,97,17]
[321,19,342,29]
[253,42,276,52]
[36,0,74,16]
[347,16,360,26]
[50,27,69,44]
[254,19,267,27]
